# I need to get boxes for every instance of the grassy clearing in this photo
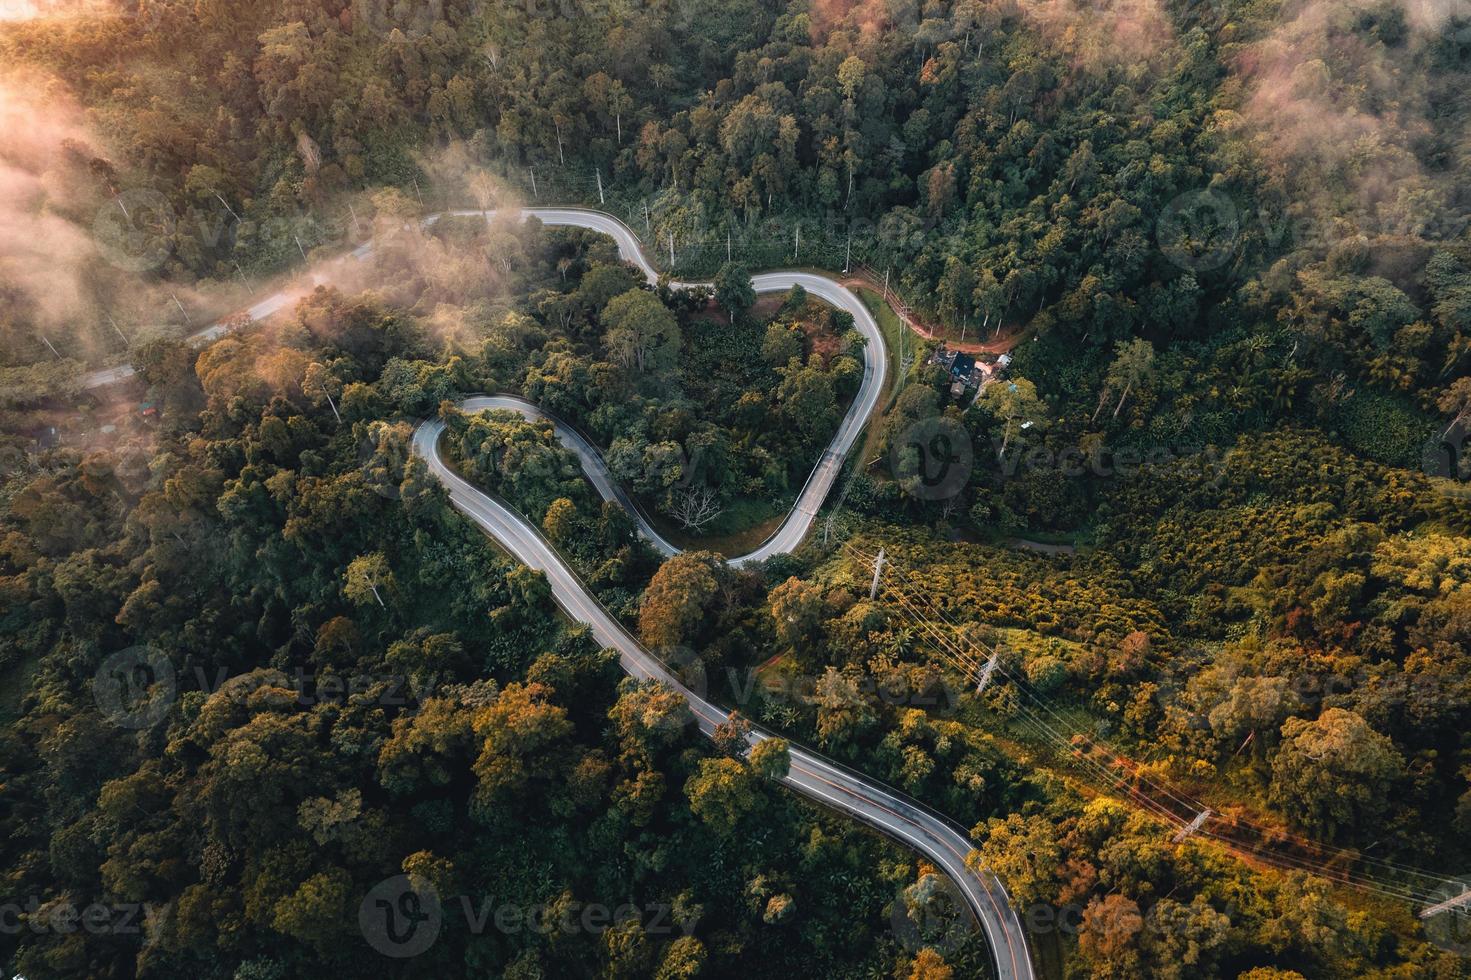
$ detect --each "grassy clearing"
[645,495,789,557]
[855,285,908,400]
[854,285,926,471]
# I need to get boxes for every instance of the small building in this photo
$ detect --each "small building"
[930,344,987,398]
[950,353,976,382]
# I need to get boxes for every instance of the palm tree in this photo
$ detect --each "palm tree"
[885,626,916,660]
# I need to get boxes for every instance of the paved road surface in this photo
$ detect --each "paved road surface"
[413,413,1033,980]
[421,210,1034,979]
[82,207,1035,979]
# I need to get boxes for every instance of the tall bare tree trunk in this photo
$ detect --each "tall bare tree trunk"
[1113,381,1133,419]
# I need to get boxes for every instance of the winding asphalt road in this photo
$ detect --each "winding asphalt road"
[83,207,1035,980]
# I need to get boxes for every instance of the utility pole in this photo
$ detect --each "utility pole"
[529,167,538,199]
[882,266,891,303]
[412,178,424,208]
[844,232,851,273]
[233,261,253,293]
[37,334,61,360]
[347,202,362,238]
[643,200,651,235]
[293,234,308,264]
[727,230,731,264]
[1172,809,1213,844]
[668,231,674,269]
[114,194,130,220]
[976,649,1000,693]
[596,170,604,205]
[869,547,886,601]
[793,223,800,260]
[171,293,192,325]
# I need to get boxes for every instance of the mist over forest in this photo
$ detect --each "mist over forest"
[3,0,1471,978]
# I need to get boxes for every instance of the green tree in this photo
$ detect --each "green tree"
[762,322,803,366]
[302,362,342,423]
[1097,337,1156,422]
[776,361,838,445]
[344,552,394,608]
[470,682,574,813]
[638,552,724,649]
[1436,375,1471,435]
[749,738,790,781]
[655,935,708,979]
[603,289,681,373]
[905,948,954,980]
[543,497,580,546]
[1269,708,1406,839]
[603,916,653,977]
[610,681,695,761]
[979,377,1048,456]
[271,868,353,949]
[685,757,759,836]
[1139,897,1231,979]
[714,262,755,323]
[937,256,974,335]
[808,668,876,748]
[1076,894,1144,978]
[577,263,640,315]
[971,812,1062,909]
[768,577,824,655]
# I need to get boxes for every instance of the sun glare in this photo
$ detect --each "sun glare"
[0,0,107,21]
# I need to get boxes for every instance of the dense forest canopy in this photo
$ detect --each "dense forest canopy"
[3,0,1471,977]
